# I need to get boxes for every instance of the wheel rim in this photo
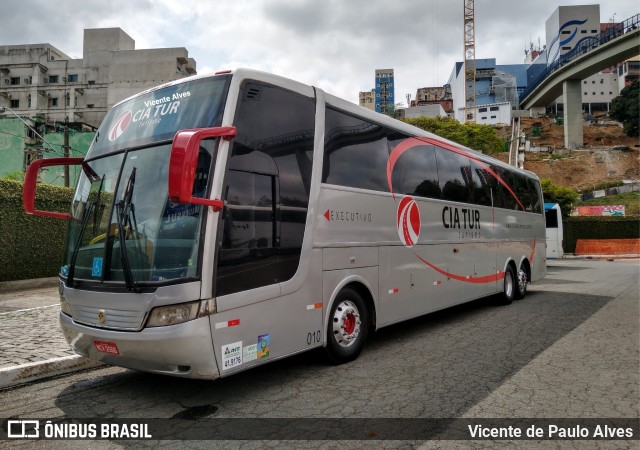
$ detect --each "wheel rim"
[504,270,514,298]
[517,269,527,295]
[332,300,361,348]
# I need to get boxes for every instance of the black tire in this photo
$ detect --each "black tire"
[515,264,528,300]
[499,265,516,305]
[325,287,369,364]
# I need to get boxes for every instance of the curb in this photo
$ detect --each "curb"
[0,355,103,389]
[560,254,640,260]
[0,277,59,293]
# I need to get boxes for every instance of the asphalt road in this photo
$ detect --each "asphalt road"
[1,259,638,449]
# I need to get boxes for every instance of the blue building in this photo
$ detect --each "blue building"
[374,69,394,114]
[449,58,528,124]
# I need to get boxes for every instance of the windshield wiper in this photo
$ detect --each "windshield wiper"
[92,176,105,236]
[115,168,139,292]
[67,174,104,286]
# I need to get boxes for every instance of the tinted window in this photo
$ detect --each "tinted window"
[323,108,388,191]
[469,159,493,207]
[514,173,533,212]
[435,148,471,203]
[529,178,543,214]
[388,135,441,199]
[545,209,559,228]
[216,82,315,296]
[217,170,277,295]
[89,76,231,158]
[491,165,518,210]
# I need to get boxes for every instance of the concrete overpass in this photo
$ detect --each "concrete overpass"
[520,19,640,149]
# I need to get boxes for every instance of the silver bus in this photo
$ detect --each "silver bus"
[24,69,546,379]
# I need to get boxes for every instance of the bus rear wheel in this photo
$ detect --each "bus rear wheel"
[325,287,369,364]
[515,265,528,300]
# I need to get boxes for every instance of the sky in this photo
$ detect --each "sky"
[1,0,637,106]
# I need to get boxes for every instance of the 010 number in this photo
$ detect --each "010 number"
[306,330,321,345]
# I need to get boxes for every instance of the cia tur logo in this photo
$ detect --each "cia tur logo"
[108,110,132,141]
[396,195,421,247]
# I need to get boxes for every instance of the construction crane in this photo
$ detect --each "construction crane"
[463,0,476,123]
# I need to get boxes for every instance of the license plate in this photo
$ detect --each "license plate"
[94,340,120,355]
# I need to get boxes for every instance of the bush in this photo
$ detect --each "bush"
[0,179,73,281]
[2,171,25,182]
[583,180,625,192]
[541,178,579,218]
[403,116,505,155]
[563,215,640,253]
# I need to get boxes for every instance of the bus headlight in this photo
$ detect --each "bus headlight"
[146,302,200,328]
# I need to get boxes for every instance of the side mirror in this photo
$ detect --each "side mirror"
[168,126,236,212]
[23,157,84,219]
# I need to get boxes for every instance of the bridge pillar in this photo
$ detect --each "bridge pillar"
[562,79,583,149]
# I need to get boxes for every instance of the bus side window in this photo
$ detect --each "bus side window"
[491,165,518,210]
[435,147,471,204]
[514,173,533,212]
[323,108,388,192]
[388,134,441,200]
[470,160,492,207]
[528,178,543,214]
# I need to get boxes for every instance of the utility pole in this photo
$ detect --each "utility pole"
[63,118,70,187]
[463,0,476,123]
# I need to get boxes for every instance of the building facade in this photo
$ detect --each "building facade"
[535,5,623,115]
[448,4,631,123]
[545,5,601,66]
[448,59,526,125]
[411,85,453,116]
[374,69,394,114]
[0,27,196,129]
[358,88,375,111]
[0,27,197,182]
[616,56,639,90]
[403,103,446,119]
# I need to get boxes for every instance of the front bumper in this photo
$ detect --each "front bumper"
[59,312,219,379]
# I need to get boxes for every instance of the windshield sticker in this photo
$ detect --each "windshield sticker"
[91,257,103,277]
[221,341,243,371]
[257,334,270,359]
[108,111,132,141]
[108,94,190,142]
[88,75,230,158]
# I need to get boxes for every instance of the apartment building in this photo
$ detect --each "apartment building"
[374,69,394,114]
[0,27,196,129]
[0,28,196,181]
[358,88,375,111]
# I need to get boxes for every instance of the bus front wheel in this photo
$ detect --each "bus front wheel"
[325,287,369,364]
[500,265,517,305]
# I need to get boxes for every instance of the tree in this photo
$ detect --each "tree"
[403,116,505,155]
[382,102,404,118]
[540,178,579,218]
[610,80,639,137]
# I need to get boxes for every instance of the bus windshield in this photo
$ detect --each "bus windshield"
[61,75,231,287]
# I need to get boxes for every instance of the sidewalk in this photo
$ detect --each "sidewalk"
[0,280,102,389]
